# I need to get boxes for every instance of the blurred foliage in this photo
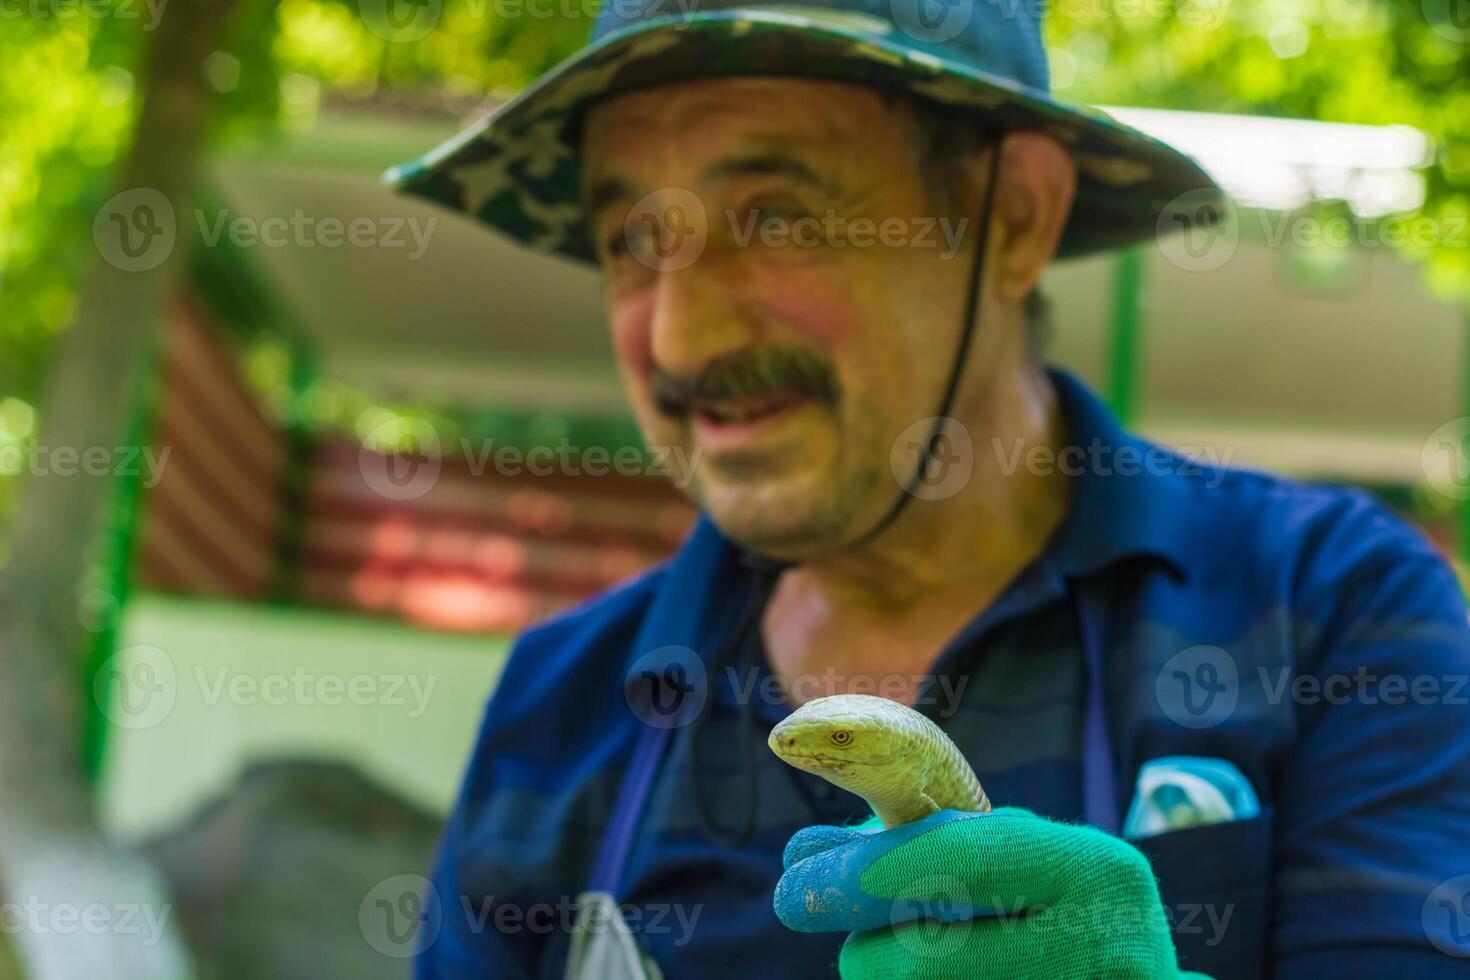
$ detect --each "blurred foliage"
[0,0,1467,553]
[1045,0,1470,297]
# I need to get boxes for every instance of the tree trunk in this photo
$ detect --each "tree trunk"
[0,1,236,975]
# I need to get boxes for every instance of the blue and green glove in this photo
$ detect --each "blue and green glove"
[774,808,1212,979]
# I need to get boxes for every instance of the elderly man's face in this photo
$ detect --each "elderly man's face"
[582,77,982,555]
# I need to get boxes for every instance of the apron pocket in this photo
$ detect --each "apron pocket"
[1133,804,1275,980]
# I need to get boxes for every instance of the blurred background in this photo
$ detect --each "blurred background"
[0,0,1467,977]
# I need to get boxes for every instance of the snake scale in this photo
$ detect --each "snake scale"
[768,693,991,828]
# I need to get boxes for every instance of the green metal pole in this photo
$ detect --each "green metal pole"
[1460,304,1470,572]
[1106,246,1145,427]
[80,322,165,781]
[271,336,318,605]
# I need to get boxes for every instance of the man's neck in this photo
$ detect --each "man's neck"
[800,361,1070,607]
[760,362,1072,702]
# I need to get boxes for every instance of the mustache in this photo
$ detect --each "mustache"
[652,346,839,417]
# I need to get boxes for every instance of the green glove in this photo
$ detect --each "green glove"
[774,807,1212,979]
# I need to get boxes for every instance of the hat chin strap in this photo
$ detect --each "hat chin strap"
[841,136,1004,555]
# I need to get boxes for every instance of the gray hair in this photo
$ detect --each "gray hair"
[897,90,1052,354]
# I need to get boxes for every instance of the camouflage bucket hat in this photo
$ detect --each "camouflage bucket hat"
[385,0,1224,263]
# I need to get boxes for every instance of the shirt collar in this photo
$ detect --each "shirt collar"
[627,366,1198,704]
[1044,367,1196,583]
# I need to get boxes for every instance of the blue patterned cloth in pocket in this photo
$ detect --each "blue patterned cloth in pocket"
[1123,756,1261,840]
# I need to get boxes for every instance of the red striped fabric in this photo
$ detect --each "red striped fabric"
[131,291,697,632]
[296,438,695,631]
[133,294,286,599]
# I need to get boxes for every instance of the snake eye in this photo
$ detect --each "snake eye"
[829,730,853,746]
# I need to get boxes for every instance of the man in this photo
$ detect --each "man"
[389,0,1470,976]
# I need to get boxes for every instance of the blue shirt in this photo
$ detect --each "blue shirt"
[416,369,1470,979]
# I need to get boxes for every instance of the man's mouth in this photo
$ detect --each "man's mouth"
[693,388,809,426]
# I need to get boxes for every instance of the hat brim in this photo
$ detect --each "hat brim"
[385,8,1223,263]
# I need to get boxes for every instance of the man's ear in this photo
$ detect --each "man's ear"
[988,132,1077,302]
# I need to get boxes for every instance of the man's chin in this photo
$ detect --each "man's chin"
[694,475,855,558]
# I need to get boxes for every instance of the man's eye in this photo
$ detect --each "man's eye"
[603,231,628,257]
[749,204,808,225]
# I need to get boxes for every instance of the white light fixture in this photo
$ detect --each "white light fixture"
[1104,107,1434,216]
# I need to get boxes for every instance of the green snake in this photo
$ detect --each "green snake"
[768,693,991,828]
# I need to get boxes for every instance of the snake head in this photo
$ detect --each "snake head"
[767,694,904,778]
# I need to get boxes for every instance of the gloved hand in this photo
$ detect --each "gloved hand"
[774,807,1212,979]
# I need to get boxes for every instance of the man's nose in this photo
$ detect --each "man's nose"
[648,259,755,380]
